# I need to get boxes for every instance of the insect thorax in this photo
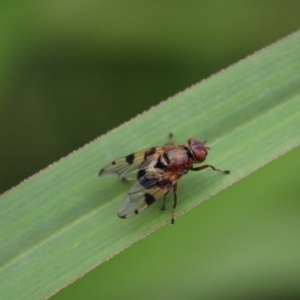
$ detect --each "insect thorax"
[159,147,192,171]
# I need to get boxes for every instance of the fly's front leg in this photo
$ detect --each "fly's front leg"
[191,164,230,174]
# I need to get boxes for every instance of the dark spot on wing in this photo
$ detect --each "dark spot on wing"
[134,209,139,215]
[144,147,156,160]
[156,179,172,189]
[139,174,156,188]
[112,161,116,165]
[125,153,135,165]
[144,193,155,205]
[138,172,172,190]
[137,169,146,180]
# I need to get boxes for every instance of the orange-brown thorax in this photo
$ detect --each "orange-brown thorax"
[158,139,209,176]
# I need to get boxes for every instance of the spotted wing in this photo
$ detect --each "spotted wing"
[117,168,174,218]
[99,147,167,179]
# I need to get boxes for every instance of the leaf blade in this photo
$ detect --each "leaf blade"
[1,32,300,299]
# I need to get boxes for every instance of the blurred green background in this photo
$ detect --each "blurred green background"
[1,1,300,299]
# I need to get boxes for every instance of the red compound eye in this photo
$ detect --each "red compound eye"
[188,138,209,162]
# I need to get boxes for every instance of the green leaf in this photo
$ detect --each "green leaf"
[1,32,300,300]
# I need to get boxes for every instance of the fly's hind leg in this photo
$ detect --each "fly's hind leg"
[171,183,178,225]
[161,191,169,212]
[160,184,177,224]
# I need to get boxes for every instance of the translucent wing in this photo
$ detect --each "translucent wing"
[99,147,167,179]
[117,168,175,218]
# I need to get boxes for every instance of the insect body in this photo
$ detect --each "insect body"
[99,134,229,224]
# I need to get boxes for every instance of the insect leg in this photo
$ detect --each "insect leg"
[171,183,178,225]
[169,133,174,144]
[191,165,230,174]
[165,133,174,146]
[161,191,169,212]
